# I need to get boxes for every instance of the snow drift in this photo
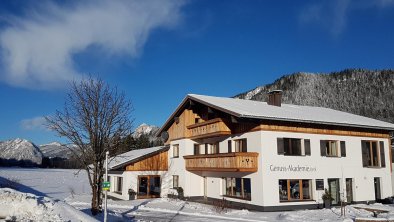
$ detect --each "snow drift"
[0,188,97,222]
[0,188,61,221]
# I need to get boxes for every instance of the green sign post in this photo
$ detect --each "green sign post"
[102,181,110,191]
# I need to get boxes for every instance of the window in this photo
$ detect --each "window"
[211,143,219,154]
[194,144,200,155]
[326,141,337,156]
[173,175,179,188]
[316,179,324,191]
[279,179,312,202]
[277,138,310,156]
[228,140,232,153]
[114,177,123,193]
[224,177,251,200]
[208,143,219,154]
[362,141,385,167]
[173,144,179,158]
[235,139,247,152]
[320,140,346,157]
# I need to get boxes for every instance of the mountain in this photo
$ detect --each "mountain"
[132,123,161,142]
[39,142,77,159]
[235,69,394,125]
[115,123,163,155]
[0,138,43,166]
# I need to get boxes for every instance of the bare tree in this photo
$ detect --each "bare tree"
[46,77,133,215]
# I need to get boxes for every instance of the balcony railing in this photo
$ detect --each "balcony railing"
[183,152,258,172]
[187,118,231,139]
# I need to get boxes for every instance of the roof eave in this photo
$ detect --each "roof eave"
[242,114,394,132]
[156,96,191,137]
[156,94,243,137]
[109,146,170,170]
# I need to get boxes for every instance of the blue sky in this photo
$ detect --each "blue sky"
[0,0,393,144]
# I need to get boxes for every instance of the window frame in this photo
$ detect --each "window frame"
[223,177,251,201]
[234,139,247,152]
[326,140,339,157]
[173,144,179,158]
[208,143,219,154]
[320,140,346,157]
[173,175,179,188]
[362,140,385,168]
[279,179,313,202]
[114,176,123,194]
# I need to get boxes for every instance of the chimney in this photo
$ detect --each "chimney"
[267,90,283,107]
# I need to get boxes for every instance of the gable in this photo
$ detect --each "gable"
[124,150,168,171]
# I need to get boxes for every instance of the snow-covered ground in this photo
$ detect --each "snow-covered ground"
[1,167,394,222]
[0,188,96,221]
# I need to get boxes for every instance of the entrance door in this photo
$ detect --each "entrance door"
[149,176,161,197]
[328,178,340,205]
[138,175,161,199]
[374,177,381,200]
[138,176,149,197]
[346,178,353,203]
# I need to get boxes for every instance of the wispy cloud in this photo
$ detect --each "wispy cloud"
[0,0,186,89]
[20,116,48,131]
[298,0,394,37]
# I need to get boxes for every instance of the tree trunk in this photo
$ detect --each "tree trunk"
[90,169,100,215]
[91,184,99,215]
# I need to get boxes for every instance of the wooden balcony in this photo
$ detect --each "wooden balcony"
[183,152,259,172]
[187,118,231,139]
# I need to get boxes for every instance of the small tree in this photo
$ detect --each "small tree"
[46,77,133,215]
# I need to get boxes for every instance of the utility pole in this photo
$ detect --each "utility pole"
[104,151,109,222]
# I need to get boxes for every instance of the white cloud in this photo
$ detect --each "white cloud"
[0,0,185,89]
[20,116,48,131]
[298,0,394,37]
[298,0,350,37]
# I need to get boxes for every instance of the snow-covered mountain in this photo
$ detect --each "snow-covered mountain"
[0,138,43,165]
[132,123,160,139]
[235,69,394,125]
[39,142,77,159]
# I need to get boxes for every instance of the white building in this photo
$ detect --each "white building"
[109,92,394,211]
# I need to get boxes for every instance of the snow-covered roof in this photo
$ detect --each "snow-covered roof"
[158,94,394,135]
[108,146,168,170]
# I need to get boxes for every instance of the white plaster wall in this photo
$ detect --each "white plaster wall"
[109,131,392,208]
[260,131,392,207]
[186,131,264,206]
[169,139,203,197]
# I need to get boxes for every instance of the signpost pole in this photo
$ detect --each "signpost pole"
[104,151,109,222]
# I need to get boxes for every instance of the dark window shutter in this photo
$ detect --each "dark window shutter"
[304,139,311,156]
[361,141,369,167]
[320,141,326,156]
[277,138,284,155]
[228,140,232,153]
[340,141,346,157]
[380,141,386,167]
[243,139,248,152]
[205,144,208,155]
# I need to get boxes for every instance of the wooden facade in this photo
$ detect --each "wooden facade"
[183,152,259,172]
[125,151,168,171]
[187,118,231,139]
[167,109,195,142]
[255,124,390,139]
